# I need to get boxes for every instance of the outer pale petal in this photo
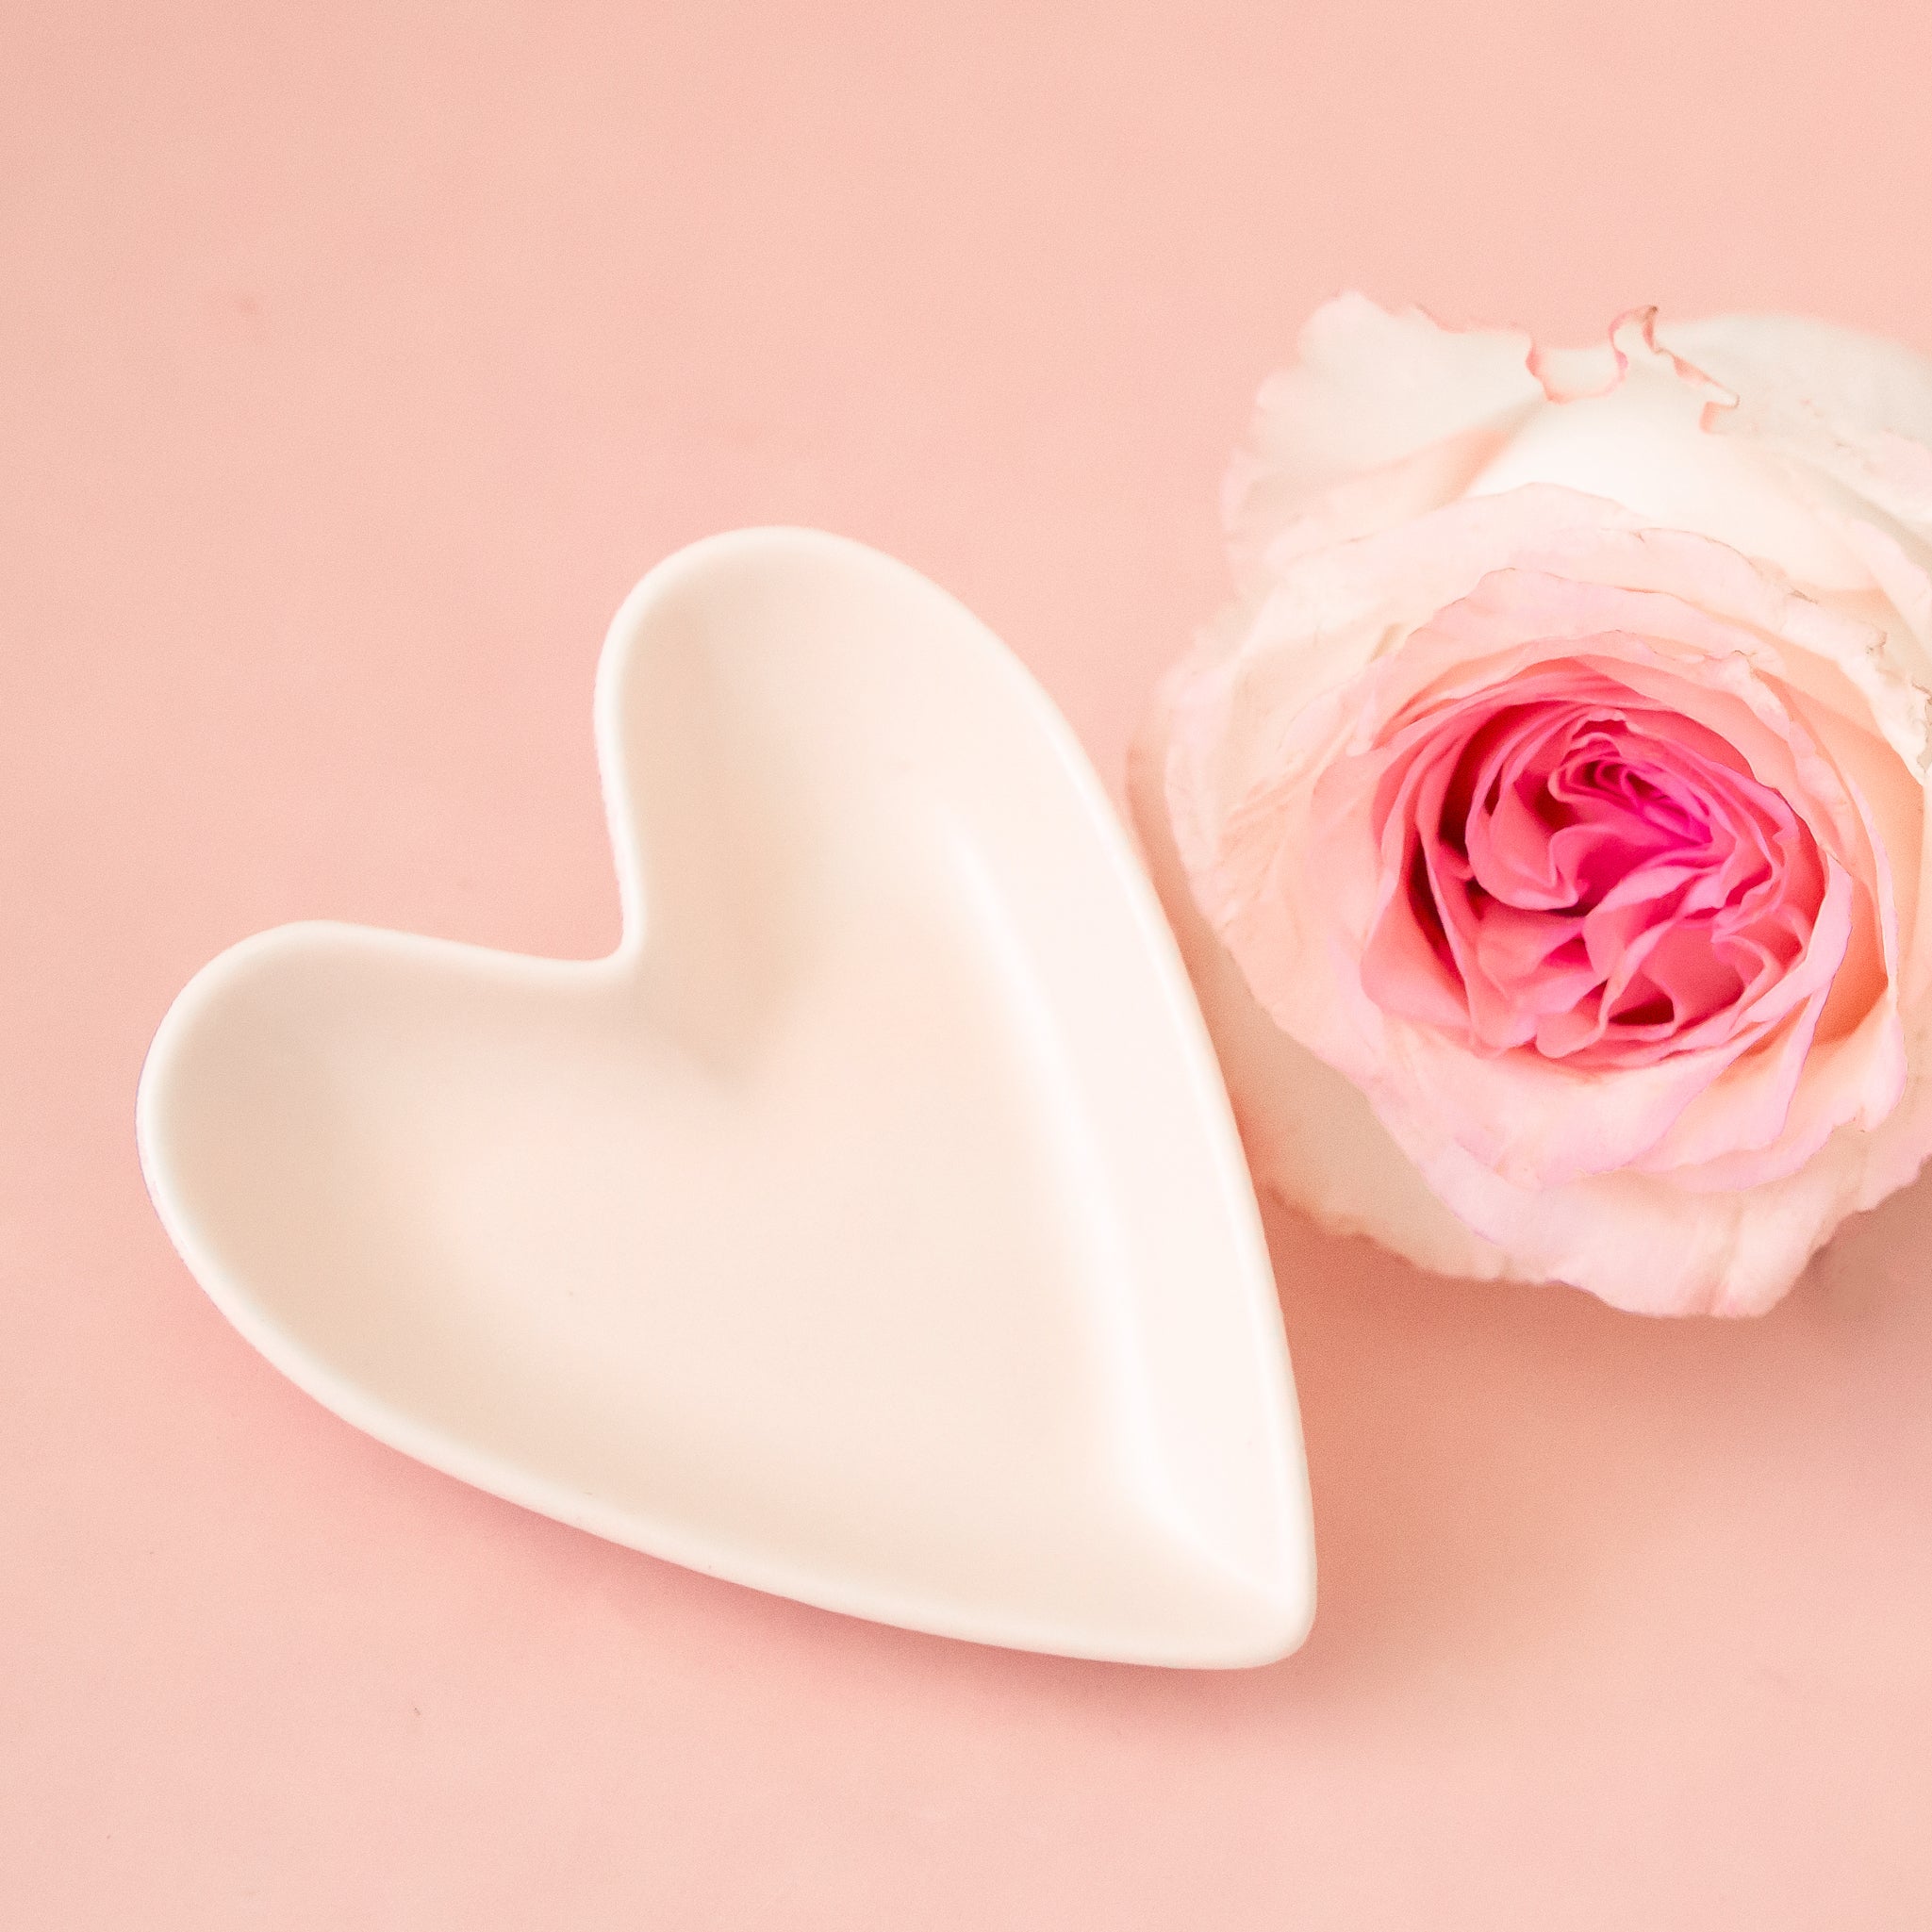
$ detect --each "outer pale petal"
[1661,312,1932,546]
[1224,294,1545,575]
[1390,1059,1932,1317]
[1467,314,1874,595]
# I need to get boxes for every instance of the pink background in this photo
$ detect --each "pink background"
[7,1,1932,1923]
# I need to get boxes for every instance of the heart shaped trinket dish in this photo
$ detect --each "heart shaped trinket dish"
[137,529,1314,1666]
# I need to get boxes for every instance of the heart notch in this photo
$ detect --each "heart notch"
[139,530,1313,1666]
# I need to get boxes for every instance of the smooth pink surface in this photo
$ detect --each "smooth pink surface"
[6,2,1932,1924]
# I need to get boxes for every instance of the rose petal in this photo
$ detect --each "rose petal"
[1224,295,1544,575]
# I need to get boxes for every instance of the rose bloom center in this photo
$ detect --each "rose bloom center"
[1355,662,1825,1068]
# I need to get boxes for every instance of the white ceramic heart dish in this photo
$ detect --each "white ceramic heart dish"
[138,529,1314,1666]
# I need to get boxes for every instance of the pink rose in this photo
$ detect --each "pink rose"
[1132,297,1932,1314]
